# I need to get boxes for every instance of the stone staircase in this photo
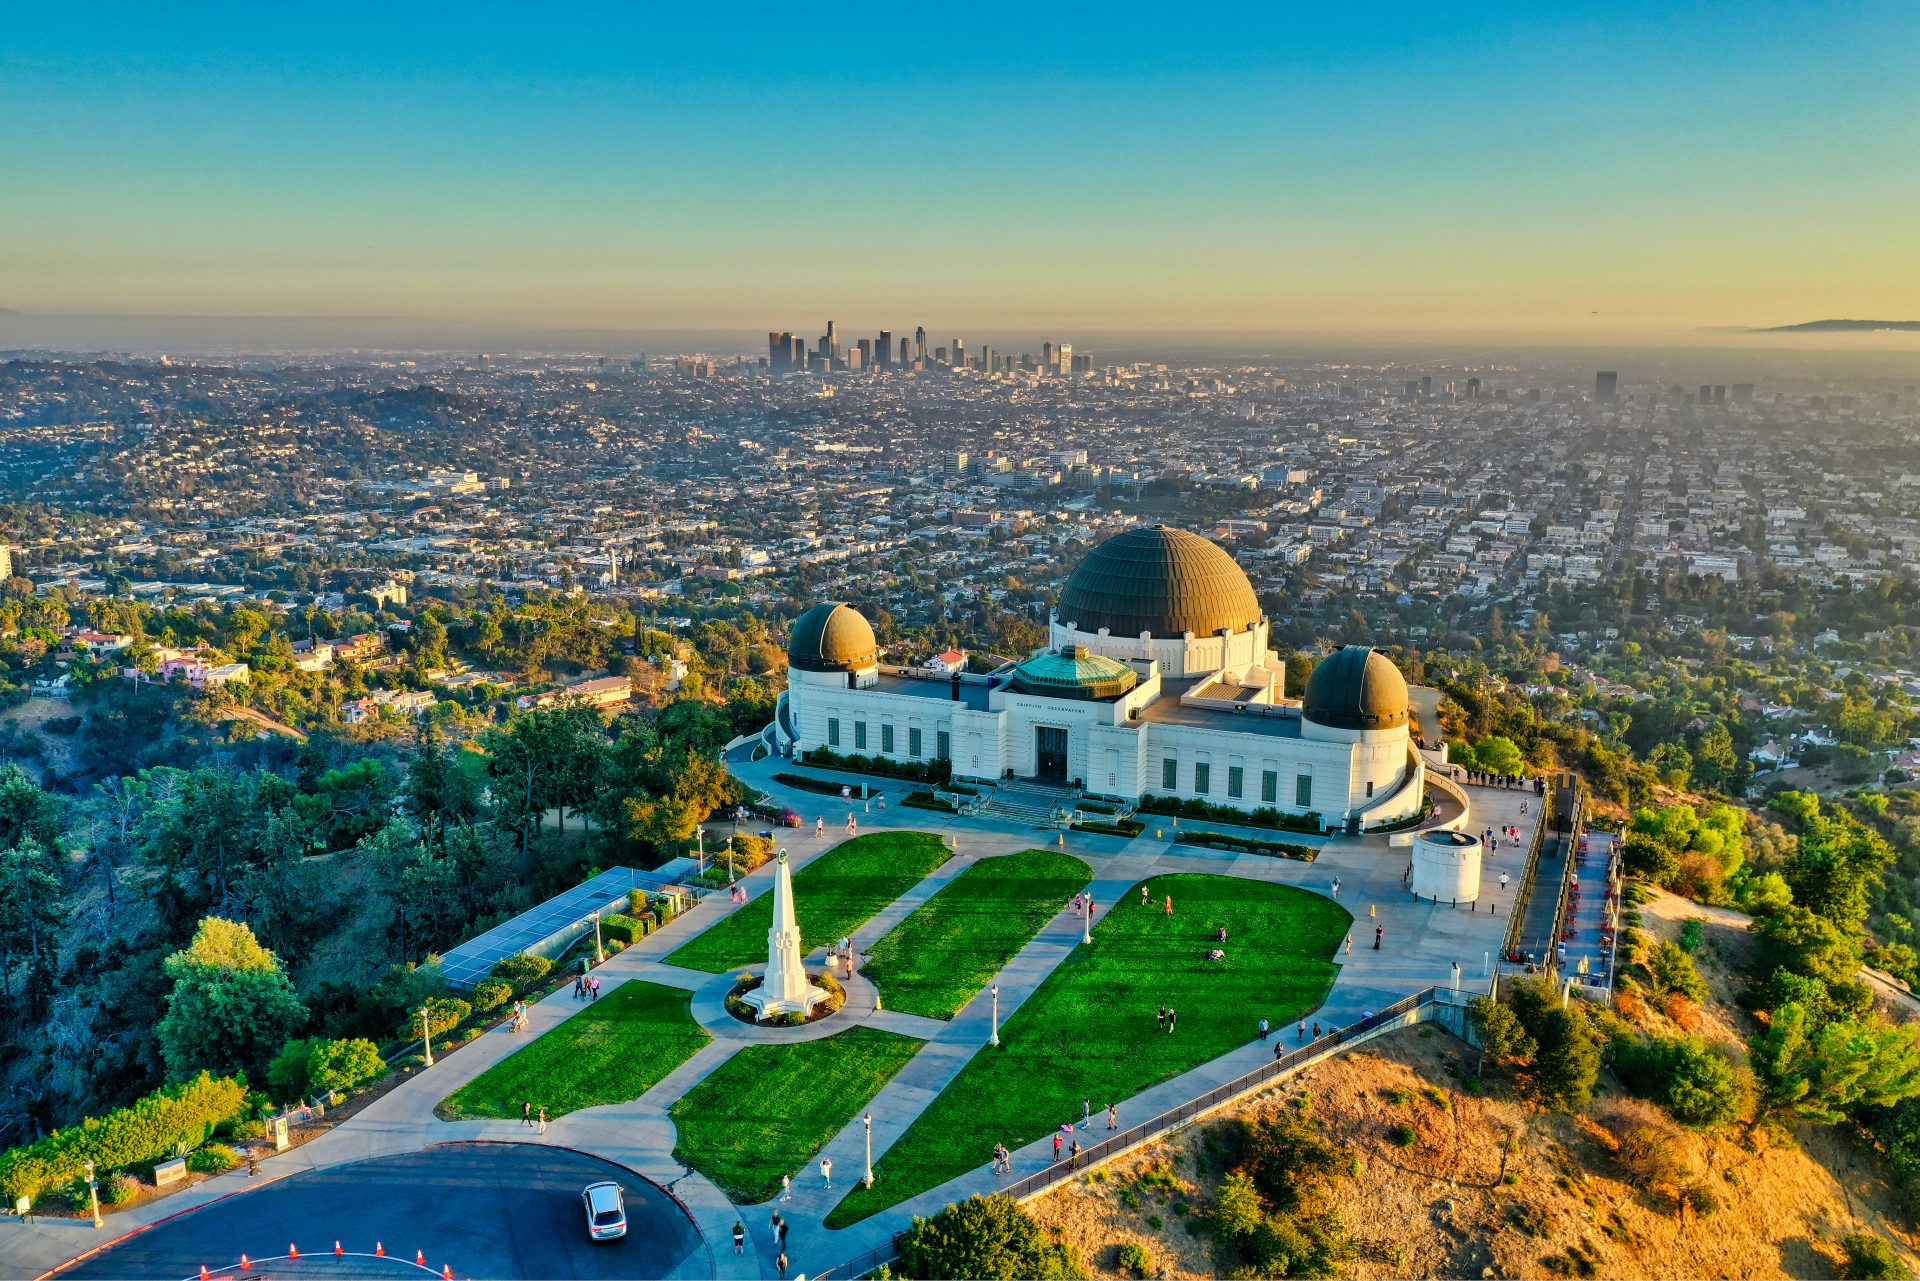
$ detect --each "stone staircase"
[975,778,1084,826]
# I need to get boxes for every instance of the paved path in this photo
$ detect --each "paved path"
[12,766,1542,1281]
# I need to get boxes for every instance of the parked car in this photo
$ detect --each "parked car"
[582,1181,627,1241]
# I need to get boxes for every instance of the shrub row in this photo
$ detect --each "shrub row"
[0,1072,248,1204]
[1135,793,1324,834]
[601,913,644,946]
[1178,830,1319,861]
[772,771,853,797]
[795,747,952,784]
[903,791,957,814]
[1076,818,1145,838]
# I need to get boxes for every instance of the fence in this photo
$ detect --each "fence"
[814,985,1457,1280]
[1500,777,1557,959]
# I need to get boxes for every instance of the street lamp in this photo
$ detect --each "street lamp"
[863,1113,874,1188]
[1082,896,1093,945]
[83,1159,100,1229]
[420,1005,435,1068]
[592,910,605,964]
[725,835,736,885]
[696,827,706,879]
[989,984,1001,1047]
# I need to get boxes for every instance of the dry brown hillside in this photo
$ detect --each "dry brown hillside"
[1033,1024,1920,1279]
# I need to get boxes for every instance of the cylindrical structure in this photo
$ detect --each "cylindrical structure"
[1411,829,1483,903]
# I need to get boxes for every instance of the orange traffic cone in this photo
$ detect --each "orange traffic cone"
[416,1250,427,1267]
[288,1244,299,1258]
[199,1267,209,1280]
[442,1267,454,1280]
[375,1242,385,1257]
[239,1256,252,1272]
[334,1241,344,1256]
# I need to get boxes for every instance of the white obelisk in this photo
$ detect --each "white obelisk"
[743,849,826,1019]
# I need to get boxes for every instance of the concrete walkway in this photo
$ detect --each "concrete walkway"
[10,768,1545,1281]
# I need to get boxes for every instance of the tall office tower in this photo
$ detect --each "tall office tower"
[1730,383,1754,405]
[856,339,872,368]
[826,320,840,363]
[847,346,864,371]
[877,330,892,367]
[1057,343,1072,375]
[1698,384,1711,404]
[950,338,964,368]
[1712,385,1726,405]
[1041,340,1055,372]
[1466,377,1481,400]
[1595,370,1618,402]
[1404,380,1419,399]
[818,334,832,363]
[768,332,788,374]
[934,346,947,364]
[980,345,995,373]
[1072,353,1092,375]
[900,337,912,366]
[790,335,806,369]
[914,327,927,363]
[948,451,970,476]
[1419,375,1431,399]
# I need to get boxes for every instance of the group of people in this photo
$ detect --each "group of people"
[571,973,601,1001]
[518,1100,547,1134]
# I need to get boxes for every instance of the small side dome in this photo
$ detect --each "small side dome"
[788,602,877,673]
[1009,645,1139,701]
[1303,646,1409,731]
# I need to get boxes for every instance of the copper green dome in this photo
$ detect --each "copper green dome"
[1056,525,1262,638]
[1303,646,1410,731]
[1009,645,1139,701]
[788,602,877,673]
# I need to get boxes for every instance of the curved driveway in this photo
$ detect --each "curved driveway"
[62,1143,706,1281]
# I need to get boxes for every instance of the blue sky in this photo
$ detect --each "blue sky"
[2,2,1915,336]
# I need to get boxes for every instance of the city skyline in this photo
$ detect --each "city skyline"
[3,2,1918,342]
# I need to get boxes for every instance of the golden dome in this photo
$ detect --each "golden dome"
[1056,525,1262,638]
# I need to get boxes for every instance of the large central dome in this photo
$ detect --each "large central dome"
[1056,525,1263,638]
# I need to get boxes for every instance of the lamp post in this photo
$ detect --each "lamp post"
[696,827,706,879]
[726,835,736,885]
[863,1113,874,1187]
[989,984,1001,1047]
[420,1005,435,1067]
[592,910,605,964]
[1082,896,1093,945]
[83,1160,100,1229]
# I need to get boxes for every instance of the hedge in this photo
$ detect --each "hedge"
[1135,793,1324,833]
[471,978,513,1012]
[773,771,854,797]
[1077,818,1145,838]
[903,791,957,814]
[488,952,550,989]
[1176,829,1318,860]
[795,747,952,784]
[421,997,471,1038]
[601,913,644,946]
[0,1072,247,1204]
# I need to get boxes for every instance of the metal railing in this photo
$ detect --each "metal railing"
[1499,778,1556,958]
[814,986,1448,1280]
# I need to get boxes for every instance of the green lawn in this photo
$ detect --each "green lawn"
[435,981,710,1120]
[666,831,954,974]
[824,873,1350,1226]
[860,850,1092,1019]
[670,1027,923,1203]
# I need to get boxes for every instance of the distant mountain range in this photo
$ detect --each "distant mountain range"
[1759,318,1920,333]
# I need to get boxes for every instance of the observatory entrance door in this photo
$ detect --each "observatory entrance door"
[1035,726,1069,783]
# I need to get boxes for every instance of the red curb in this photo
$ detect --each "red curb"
[33,1169,297,1280]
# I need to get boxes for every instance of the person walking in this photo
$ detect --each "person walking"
[1157,1006,1167,1031]
[1331,877,1340,897]
[1312,1022,1321,1039]
[1374,924,1383,950]
[1164,895,1173,916]
[775,1250,789,1281]
[1052,1132,1063,1161]
[732,1222,745,1255]
[1345,932,1353,956]
[1500,871,1510,892]
[777,1217,789,1249]
[1082,1098,1092,1129]
[521,1100,532,1127]
[769,1210,782,1242]
[1141,883,1149,907]
[1167,1007,1177,1033]
[1298,1019,1306,1043]
[537,1106,547,1135]
[1258,1016,1269,1040]
[573,974,583,1000]
[1107,1102,1118,1130]
[1274,1040,1285,1062]
[780,1173,791,1201]
[591,976,600,1000]
[1068,1137,1081,1170]
[820,1156,833,1189]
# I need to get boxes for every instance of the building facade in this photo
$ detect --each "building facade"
[773,525,1425,831]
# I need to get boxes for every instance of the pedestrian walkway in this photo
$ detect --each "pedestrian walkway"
[1560,829,1618,988]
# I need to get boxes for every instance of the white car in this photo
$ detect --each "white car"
[582,1181,627,1241]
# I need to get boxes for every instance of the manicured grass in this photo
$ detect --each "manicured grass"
[861,850,1092,1019]
[435,981,709,1120]
[824,873,1350,1226]
[666,831,954,974]
[670,1027,923,1203]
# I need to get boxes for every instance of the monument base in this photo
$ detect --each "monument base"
[741,974,830,1020]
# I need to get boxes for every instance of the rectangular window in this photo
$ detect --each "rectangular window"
[881,724,895,755]
[1162,758,1177,790]
[1366,780,1375,797]
[936,730,950,760]
[828,718,841,747]
[908,727,922,758]
[854,721,868,751]
[1227,766,1244,799]
[1295,774,1313,808]
[1194,762,1211,795]
[1261,770,1278,804]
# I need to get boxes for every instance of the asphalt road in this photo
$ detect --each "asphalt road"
[63,1143,708,1281]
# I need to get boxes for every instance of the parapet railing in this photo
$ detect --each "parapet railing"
[814,985,1451,1280]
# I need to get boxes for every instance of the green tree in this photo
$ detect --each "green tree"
[1467,994,1536,1071]
[1839,1233,1913,1280]
[158,917,309,1085]
[898,1193,1086,1280]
